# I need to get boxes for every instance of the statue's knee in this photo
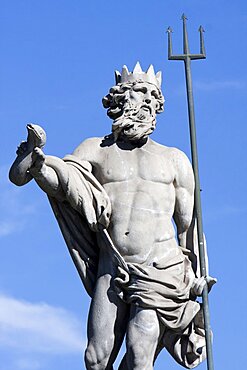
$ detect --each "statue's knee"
[85,345,94,370]
[127,341,153,370]
[126,312,160,369]
[84,342,111,370]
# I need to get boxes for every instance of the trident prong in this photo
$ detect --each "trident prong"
[199,25,206,56]
[166,27,173,59]
[167,14,206,60]
[166,15,214,370]
[182,14,190,55]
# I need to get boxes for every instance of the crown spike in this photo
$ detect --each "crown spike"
[133,61,143,74]
[115,70,121,85]
[155,71,162,87]
[146,64,154,74]
[146,64,155,78]
[121,65,129,81]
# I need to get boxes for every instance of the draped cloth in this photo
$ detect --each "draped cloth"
[45,154,206,368]
[46,154,112,296]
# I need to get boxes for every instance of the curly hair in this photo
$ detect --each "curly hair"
[102,80,164,121]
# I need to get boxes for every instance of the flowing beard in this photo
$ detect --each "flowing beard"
[112,101,156,142]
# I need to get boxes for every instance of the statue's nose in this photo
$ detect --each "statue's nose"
[144,91,152,104]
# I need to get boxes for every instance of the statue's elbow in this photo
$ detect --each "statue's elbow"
[9,167,32,186]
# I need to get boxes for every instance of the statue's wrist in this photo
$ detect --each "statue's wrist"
[30,163,46,179]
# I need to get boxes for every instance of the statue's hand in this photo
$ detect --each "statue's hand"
[30,147,46,176]
[191,276,217,297]
[16,141,28,156]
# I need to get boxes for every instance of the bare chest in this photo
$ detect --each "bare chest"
[93,145,175,185]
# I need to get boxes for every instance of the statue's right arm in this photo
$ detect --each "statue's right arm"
[29,147,61,197]
[30,138,101,196]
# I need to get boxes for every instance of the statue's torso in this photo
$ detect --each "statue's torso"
[76,137,180,265]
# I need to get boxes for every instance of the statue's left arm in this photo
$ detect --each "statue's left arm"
[171,148,195,249]
[171,148,216,295]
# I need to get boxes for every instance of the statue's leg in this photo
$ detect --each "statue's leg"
[122,306,160,370]
[118,321,165,370]
[85,272,129,370]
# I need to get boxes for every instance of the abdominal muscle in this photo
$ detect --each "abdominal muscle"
[104,179,178,265]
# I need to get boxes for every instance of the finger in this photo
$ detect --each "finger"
[197,283,205,296]
[33,147,43,155]
[32,147,45,160]
[16,148,22,155]
[16,142,28,155]
[193,277,206,296]
[37,147,45,157]
[16,147,25,155]
[195,277,205,290]
[191,278,198,290]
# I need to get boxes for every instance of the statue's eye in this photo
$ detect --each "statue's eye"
[133,86,147,94]
[151,90,159,99]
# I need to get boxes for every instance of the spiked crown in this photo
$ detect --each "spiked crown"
[115,62,162,89]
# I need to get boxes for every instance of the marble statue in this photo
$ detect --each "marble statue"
[9,62,215,369]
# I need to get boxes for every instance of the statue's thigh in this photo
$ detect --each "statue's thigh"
[87,273,129,342]
[126,306,160,367]
[85,274,129,369]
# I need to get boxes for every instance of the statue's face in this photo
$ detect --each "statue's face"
[127,82,160,120]
[109,81,163,142]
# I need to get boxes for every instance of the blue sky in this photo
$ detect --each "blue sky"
[0,1,246,369]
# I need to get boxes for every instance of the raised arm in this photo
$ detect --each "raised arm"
[10,123,102,200]
[29,148,61,197]
[9,124,61,197]
[31,137,101,196]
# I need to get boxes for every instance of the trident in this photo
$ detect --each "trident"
[167,15,214,370]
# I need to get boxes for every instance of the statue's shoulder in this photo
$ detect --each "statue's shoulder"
[72,136,105,162]
[167,147,194,183]
[149,139,189,161]
[149,140,192,173]
[167,146,191,164]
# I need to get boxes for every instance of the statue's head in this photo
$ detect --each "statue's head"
[102,62,164,142]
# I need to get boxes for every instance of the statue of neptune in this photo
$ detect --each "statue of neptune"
[10,62,215,369]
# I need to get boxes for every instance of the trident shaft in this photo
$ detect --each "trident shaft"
[167,15,214,370]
